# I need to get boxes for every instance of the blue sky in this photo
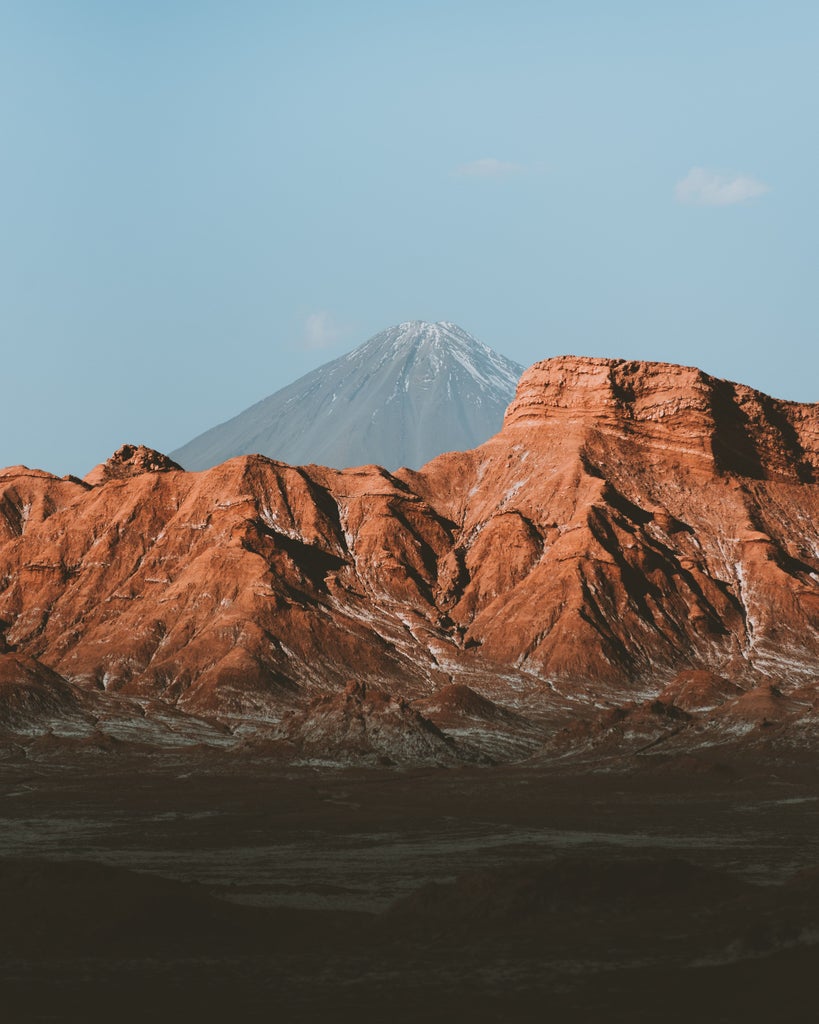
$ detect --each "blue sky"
[1,1,817,473]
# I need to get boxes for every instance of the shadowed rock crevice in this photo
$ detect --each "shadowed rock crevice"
[253,525,346,591]
[709,380,765,478]
[758,394,816,483]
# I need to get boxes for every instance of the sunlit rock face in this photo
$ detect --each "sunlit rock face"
[2,354,819,762]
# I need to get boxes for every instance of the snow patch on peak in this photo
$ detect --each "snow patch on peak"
[356,321,522,393]
[172,320,526,472]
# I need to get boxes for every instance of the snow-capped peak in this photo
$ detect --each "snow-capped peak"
[172,320,525,472]
[355,321,521,393]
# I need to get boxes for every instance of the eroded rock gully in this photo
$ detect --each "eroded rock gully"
[2,356,818,763]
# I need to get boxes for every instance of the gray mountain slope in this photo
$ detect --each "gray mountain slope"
[171,321,524,471]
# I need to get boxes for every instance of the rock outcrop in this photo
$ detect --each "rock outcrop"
[2,355,819,762]
[276,680,472,766]
[84,444,183,486]
[0,652,83,732]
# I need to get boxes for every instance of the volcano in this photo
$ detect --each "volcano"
[170,321,524,471]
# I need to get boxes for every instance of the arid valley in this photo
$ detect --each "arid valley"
[4,4,816,1020]
[3,354,819,1021]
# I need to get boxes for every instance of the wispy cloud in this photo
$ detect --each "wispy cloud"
[453,157,524,179]
[301,311,344,351]
[674,167,770,207]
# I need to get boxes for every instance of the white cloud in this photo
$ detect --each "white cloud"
[453,157,524,178]
[300,311,344,351]
[674,167,770,206]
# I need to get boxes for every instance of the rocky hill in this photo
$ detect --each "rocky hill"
[2,355,819,765]
[171,321,524,471]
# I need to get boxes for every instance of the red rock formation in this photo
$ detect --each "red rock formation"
[277,680,471,766]
[1,356,818,760]
[658,670,743,712]
[409,357,819,690]
[0,652,83,731]
[0,466,89,545]
[84,444,183,486]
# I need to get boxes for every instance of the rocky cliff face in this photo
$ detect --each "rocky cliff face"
[2,356,818,764]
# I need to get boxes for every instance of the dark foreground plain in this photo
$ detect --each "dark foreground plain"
[1,747,818,1023]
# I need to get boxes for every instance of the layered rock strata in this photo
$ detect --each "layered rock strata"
[2,356,818,762]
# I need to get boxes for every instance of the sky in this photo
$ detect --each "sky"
[1,0,817,475]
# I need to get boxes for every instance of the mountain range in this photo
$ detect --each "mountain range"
[2,354,819,766]
[171,321,524,471]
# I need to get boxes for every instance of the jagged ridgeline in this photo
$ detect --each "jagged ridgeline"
[171,321,524,471]
[2,356,819,765]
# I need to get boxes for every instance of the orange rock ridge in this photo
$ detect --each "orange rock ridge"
[2,355,818,761]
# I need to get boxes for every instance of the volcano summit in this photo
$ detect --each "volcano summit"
[171,321,524,472]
